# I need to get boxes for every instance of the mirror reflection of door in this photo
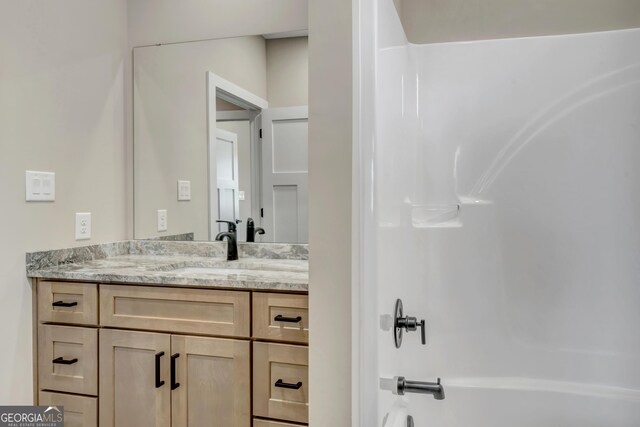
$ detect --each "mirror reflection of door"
[215,128,239,234]
[261,107,309,244]
[217,119,253,241]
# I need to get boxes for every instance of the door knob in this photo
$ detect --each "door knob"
[394,299,426,348]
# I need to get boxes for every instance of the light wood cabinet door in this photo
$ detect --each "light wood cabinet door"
[253,342,308,424]
[171,335,250,427]
[99,329,171,427]
[39,391,97,427]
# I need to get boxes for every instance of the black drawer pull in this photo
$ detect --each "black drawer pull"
[274,315,302,323]
[52,301,78,308]
[155,351,165,388]
[52,357,78,365]
[275,379,303,390]
[170,353,180,390]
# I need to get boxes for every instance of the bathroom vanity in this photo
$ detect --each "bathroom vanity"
[27,241,309,427]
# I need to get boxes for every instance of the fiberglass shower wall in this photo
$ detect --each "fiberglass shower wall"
[360,1,640,425]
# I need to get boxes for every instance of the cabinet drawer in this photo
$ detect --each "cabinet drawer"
[38,325,98,395]
[39,391,97,427]
[253,293,308,344]
[38,281,98,325]
[253,342,308,424]
[100,285,250,337]
[254,419,302,427]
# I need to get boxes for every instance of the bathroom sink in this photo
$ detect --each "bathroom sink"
[171,267,256,275]
[168,266,308,280]
[149,258,308,276]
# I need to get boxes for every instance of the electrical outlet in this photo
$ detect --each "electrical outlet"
[75,213,91,240]
[177,180,191,201]
[26,171,55,201]
[157,209,168,232]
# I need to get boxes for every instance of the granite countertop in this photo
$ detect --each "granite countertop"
[26,240,309,292]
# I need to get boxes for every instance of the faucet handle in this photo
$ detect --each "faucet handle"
[216,220,237,233]
[394,299,427,348]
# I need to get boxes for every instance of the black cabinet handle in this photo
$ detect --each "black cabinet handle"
[170,353,180,390]
[155,352,165,388]
[274,315,303,323]
[52,357,78,365]
[275,379,303,390]
[52,301,78,308]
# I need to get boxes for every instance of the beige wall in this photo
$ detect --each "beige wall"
[308,0,353,426]
[133,36,267,240]
[0,0,128,404]
[266,37,309,107]
[396,0,640,43]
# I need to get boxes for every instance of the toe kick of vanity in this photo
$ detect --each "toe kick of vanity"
[32,279,309,427]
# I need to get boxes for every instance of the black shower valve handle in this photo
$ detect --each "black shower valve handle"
[397,315,426,344]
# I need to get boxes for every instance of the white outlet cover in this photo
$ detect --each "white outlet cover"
[177,180,191,201]
[26,171,55,202]
[157,209,168,232]
[75,212,91,240]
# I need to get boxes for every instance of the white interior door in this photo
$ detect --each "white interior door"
[216,128,239,233]
[261,106,308,243]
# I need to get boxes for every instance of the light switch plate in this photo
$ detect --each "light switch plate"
[157,209,168,232]
[26,171,55,201]
[177,180,191,201]
[75,213,91,240]
[238,190,245,201]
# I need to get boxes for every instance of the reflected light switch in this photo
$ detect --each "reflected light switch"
[178,180,191,201]
[157,209,168,232]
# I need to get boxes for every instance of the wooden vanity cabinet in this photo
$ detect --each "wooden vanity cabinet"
[99,330,251,427]
[33,279,309,427]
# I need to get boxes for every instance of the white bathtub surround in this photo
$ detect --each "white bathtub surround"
[355,0,640,425]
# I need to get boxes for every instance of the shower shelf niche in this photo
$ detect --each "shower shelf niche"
[411,204,462,228]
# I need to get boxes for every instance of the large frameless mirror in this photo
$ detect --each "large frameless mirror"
[134,33,308,243]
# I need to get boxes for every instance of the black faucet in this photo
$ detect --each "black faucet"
[246,218,266,242]
[215,220,239,260]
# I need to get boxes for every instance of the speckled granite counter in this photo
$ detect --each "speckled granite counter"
[26,240,309,292]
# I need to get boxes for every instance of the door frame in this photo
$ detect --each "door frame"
[206,72,268,240]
